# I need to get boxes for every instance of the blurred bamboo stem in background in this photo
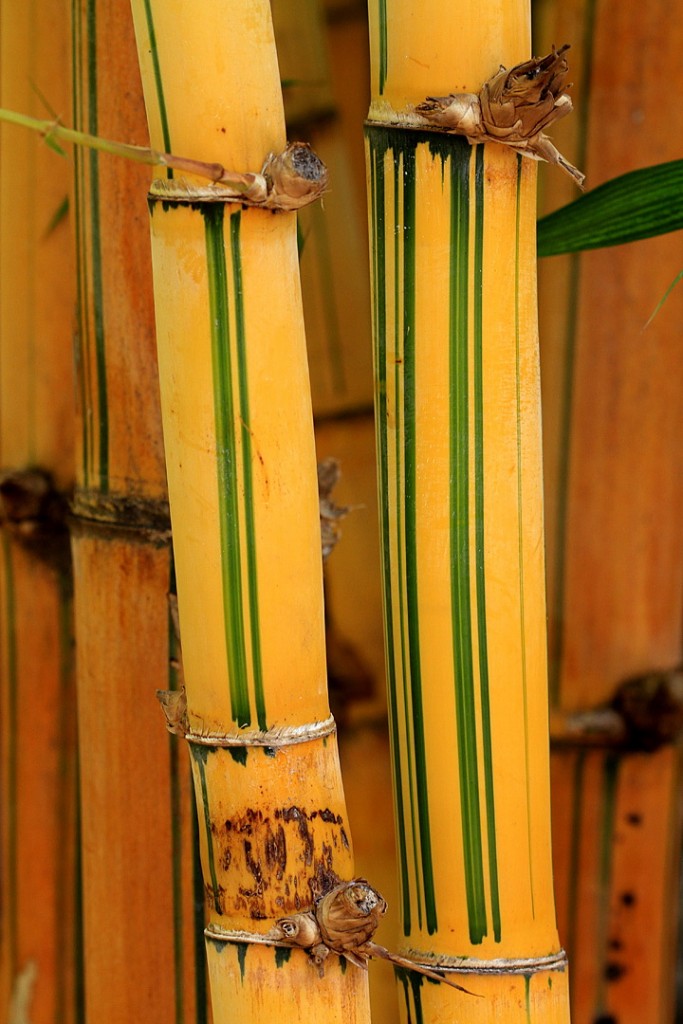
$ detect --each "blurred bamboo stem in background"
[70,1,204,1021]
[0,1,81,1021]
[535,0,683,1020]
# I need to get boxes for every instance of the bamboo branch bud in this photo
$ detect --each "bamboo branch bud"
[415,45,585,188]
[271,879,482,993]
[275,912,322,948]
[261,142,329,210]
[315,879,386,956]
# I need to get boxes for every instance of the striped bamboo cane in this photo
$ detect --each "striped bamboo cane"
[0,2,80,1021]
[128,0,371,1019]
[365,2,572,1019]
[70,1,205,1021]
[535,0,683,1020]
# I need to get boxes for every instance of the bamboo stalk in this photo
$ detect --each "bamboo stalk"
[364,2,571,1019]
[70,2,205,1021]
[535,0,683,1019]
[0,1,80,1020]
[128,1,371,1019]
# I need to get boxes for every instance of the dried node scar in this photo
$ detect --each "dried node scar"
[274,879,481,996]
[415,44,584,188]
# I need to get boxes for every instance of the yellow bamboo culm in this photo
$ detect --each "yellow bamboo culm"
[129,1,371,1020]
[365,1,572,1019]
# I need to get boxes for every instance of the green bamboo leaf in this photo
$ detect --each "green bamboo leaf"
[537,159,683,257]
[43,132,67,158]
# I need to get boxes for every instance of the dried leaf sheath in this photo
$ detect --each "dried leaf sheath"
[415,46,584,186]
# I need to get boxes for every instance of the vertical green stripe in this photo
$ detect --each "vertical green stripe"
[368,137,412,934]
[1,533,17,980]
[392,156,423,933]
[402,140,437,934]
[190,747,221,914]
[192,809,209,1023]
[72,0,91,485]
[449,140,486,944]
[168,560,184,1024]
[473,145,501,941]
[55,568,75,1022]
[595,754,619,1018]
[141,0,173,160]
[548,0,597,704]
[203,204,250,726]
[73,751,86,1023]
[86,0,108,492]
[377,0,388,94]
[230,211,266,730]
[514,155,535,914]
[566,749,585,1006]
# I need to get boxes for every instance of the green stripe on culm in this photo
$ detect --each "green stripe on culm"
[192,808,209,1023]
[190,746,221,914]
[377,0,388,94]
[86,0,108,492]
[72,1,91,486]
[514,155,535,915]
[168,560,185,1024]
[229,211,266,731]
[473,145,501,941]
[566,750,585,999]
[203,204,251,726]
[55,569,75,1022]
[141,0,173,164]
[594,754,619,1019]
[397,968,425,1024]
[1,534,17,980]
[449,139,486,944]
[392,155,423,932]
[367,132,411,934]
[399,135,437,935]
[74,753,86,1023]
[367,127,438,934]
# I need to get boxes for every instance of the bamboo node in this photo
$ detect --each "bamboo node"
[183,714,337,748]
[400,948,568,976]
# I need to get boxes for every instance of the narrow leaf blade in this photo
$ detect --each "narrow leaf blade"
[537,160,683,257]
